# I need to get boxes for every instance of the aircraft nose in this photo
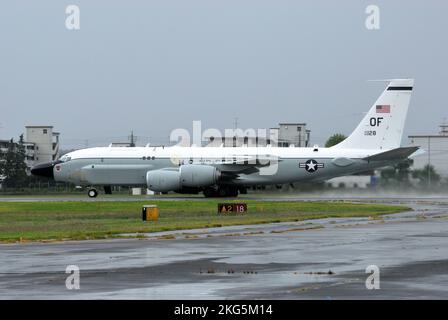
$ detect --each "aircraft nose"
[30,162,55,179]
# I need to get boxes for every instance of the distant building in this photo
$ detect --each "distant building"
[204,123,311,147]
[109,142,134,147]
[326,175,373,189]
[204,133,277,148]
[1,126,61,177]
[0,140,10,152]
[408,123,448,178]
[108,131,137,148]
[277,123,311,147]
[25,126,60,165]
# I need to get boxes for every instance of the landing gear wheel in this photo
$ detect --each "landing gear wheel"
[218,188,228,197]
[88,189,98,198]
[203,187,239,198]
[203,188,218,198]
[229,187,239,197]
[104,186,112,195]
[224,187,238,197]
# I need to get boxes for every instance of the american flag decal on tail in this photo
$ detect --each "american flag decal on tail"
[376,105,390,113]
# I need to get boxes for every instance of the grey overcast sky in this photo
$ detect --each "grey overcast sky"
[0,0,447,148]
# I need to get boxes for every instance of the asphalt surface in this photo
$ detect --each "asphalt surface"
[1,195,448,299]
[0,192,447,202]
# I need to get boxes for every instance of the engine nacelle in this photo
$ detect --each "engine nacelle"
[146,169,181,192]
[146,165,220,192]
[180,164,220,187]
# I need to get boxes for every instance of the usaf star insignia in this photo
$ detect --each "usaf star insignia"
[299,159,324,173]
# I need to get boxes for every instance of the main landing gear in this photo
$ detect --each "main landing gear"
[104,186,112,195]
[203,186,240,198]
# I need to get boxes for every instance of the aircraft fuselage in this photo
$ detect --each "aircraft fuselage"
[51,146,389,187]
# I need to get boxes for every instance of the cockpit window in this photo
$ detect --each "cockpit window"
[59,155,72,162]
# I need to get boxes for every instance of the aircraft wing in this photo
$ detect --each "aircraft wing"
[363,146,420,161]
[217,154,280,175]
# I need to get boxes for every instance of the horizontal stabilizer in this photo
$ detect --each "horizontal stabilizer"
[363,146,419,161]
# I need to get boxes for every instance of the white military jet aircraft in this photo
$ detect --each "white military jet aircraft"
[32,79,418,197]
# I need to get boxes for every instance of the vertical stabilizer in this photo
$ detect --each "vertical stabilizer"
[333,79,413,150]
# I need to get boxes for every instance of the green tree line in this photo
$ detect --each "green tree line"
[0,135,29,188]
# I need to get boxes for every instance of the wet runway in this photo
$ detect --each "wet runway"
[1,193,447,203]
[1,196,448,299]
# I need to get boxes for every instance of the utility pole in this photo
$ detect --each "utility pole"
[427,136,431,187]
[129,131,136,147]
[233,117,239,130]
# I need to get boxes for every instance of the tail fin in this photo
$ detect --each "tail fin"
[333,79,414,150]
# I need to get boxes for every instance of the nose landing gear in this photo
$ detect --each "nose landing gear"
[87,188,98,198]
[86,186,111,198]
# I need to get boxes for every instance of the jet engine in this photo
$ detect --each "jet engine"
[179,164,221,187]
[146,169,181,192]
[146,165,221,192]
